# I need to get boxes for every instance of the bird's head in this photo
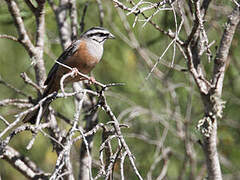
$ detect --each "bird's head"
[82,27,115,44]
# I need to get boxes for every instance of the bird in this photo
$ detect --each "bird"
[23,27,115,124]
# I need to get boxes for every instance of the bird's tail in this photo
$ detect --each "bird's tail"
[22,98,51,124]
[23,80,58,124]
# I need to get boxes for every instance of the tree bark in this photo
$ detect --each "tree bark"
[203,5,240,180]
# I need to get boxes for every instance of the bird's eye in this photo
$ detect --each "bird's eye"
[99,33,107,37]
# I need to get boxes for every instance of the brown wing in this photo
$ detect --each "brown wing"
[44,40,82,86]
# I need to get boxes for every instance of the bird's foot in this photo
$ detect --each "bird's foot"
[88,76,96,85]
[71,68,79,77]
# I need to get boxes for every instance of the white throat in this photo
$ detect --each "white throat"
[86,39,104,61]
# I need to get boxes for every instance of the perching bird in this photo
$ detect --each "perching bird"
[23,27,115,124]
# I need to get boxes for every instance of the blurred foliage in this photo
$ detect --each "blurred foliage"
[0,0,240,179]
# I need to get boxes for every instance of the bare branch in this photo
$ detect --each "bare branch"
[112,0,184,45]
[4,0,35,55]
[24,0,37,12]
[212,5,240,96]
[100,91,143,180]
[0,115,9,126]
[96,0,104,27]
[77,80,99,179]
[5,0,47,86]
[34,0,47,86]
[48,0,71,49]
[80,1,89,33]
[69,0,78,40]
[20,72,43,93]
[0,93,56,138]
[0,34,19,43]
[0,99,31,108]
[201,4,240,180]
[1,145,50,179]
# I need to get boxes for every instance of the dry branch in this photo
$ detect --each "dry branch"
[1,145,50,179]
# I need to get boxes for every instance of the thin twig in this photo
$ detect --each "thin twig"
[0,34,19,43]
[96,0,104,27]
[100,91,143,180]
[20,72,43,93]
[80,1,89,33]
[69,0,78,40]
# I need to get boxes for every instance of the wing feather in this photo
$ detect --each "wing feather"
[44,40,82,85]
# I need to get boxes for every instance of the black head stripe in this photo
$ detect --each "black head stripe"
[86,32,108,38]
[82,26,110,37]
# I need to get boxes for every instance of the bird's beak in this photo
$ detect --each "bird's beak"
[108,33,115,39]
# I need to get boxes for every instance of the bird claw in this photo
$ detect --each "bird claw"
[71,68,78,77]
[88,77,96,85]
